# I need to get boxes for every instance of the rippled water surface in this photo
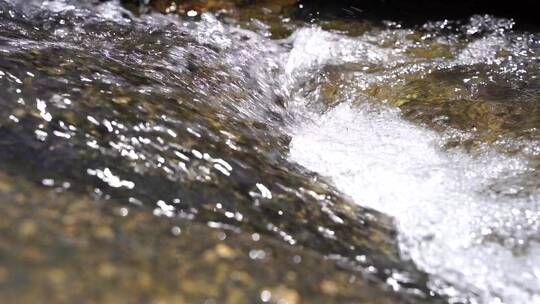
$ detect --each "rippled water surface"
[0,0,538,303]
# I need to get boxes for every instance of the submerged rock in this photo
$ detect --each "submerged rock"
[0,171,425,303]
[291,18,539,157]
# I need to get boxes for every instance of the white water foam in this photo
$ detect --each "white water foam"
[289,102,540,303]
[286,27,540,304]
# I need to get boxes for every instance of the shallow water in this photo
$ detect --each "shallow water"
[0,0,538,303]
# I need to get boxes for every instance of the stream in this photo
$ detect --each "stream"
[0,0,538,303]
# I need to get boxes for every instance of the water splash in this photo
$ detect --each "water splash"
[287,16,540,304]
[290,102,540,303]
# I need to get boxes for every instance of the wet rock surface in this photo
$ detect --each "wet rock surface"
[0,0,446,303]
[0,172,421,303]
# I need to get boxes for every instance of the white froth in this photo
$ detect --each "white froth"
[289,102,540,303]
[284,27,397,75]
[285,22,540,304]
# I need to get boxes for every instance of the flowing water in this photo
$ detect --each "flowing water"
[286,21,540,303]
[0,0,538,303]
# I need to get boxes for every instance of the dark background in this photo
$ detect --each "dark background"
[297,0,539,29]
